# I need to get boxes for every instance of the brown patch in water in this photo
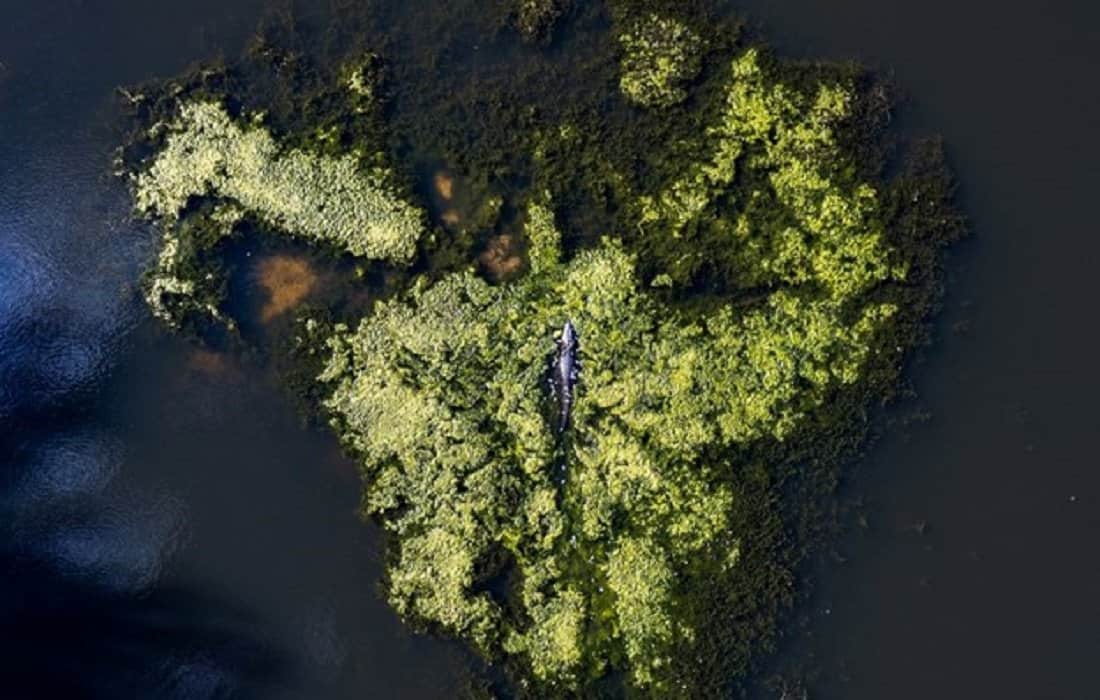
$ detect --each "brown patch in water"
[178,348,245,425]
[479,233,524,281]
[440,209,462,227]
[186,348,244,386]
[255,255,318,323]
[187,348,231,375]
[433,171,455,201]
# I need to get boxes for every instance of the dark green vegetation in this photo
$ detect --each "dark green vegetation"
[512,0,574,43]
[117,0,963,696]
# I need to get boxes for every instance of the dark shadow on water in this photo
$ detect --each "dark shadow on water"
[0,416,291,699]
[1,562,289,699]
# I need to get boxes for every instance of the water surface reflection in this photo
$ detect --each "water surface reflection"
[1,1,465,697]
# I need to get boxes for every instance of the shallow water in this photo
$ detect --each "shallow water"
[1,0,1097,698]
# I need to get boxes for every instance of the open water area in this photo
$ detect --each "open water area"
[1,1,1096,698]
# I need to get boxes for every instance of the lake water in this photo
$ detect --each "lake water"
[1,1,1096,698]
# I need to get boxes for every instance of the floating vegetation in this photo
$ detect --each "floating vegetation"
[135,100,425,260]
[617,12,704,108]
[117,0,964,695]
[632,48,903,298]
[321,97,901,684]
[127,97,423,327]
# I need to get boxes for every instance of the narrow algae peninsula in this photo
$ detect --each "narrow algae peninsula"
[119,53,424,327]
[116,1,963,696]
[137,101,423,258]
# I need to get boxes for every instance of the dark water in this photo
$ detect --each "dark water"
[1,1,1097,699]
[0,2,465,698]
[732,0,1100,697]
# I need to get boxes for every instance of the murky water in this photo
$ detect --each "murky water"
[2,0,1097,698]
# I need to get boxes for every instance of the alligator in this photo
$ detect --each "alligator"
[552,320,580,432]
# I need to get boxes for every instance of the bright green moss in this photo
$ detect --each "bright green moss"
[504,585,586,682]
[605,536,682,687]
[524,199,562,273]
[618,13,703,108]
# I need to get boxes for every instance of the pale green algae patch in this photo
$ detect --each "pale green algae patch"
[136,101,423,260]
[132,100,424,324]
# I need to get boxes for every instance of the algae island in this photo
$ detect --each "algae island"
[115,1,963,695]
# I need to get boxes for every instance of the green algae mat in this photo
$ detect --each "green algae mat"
[116,1,963,695]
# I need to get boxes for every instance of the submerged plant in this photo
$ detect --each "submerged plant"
[514,0,572,42]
